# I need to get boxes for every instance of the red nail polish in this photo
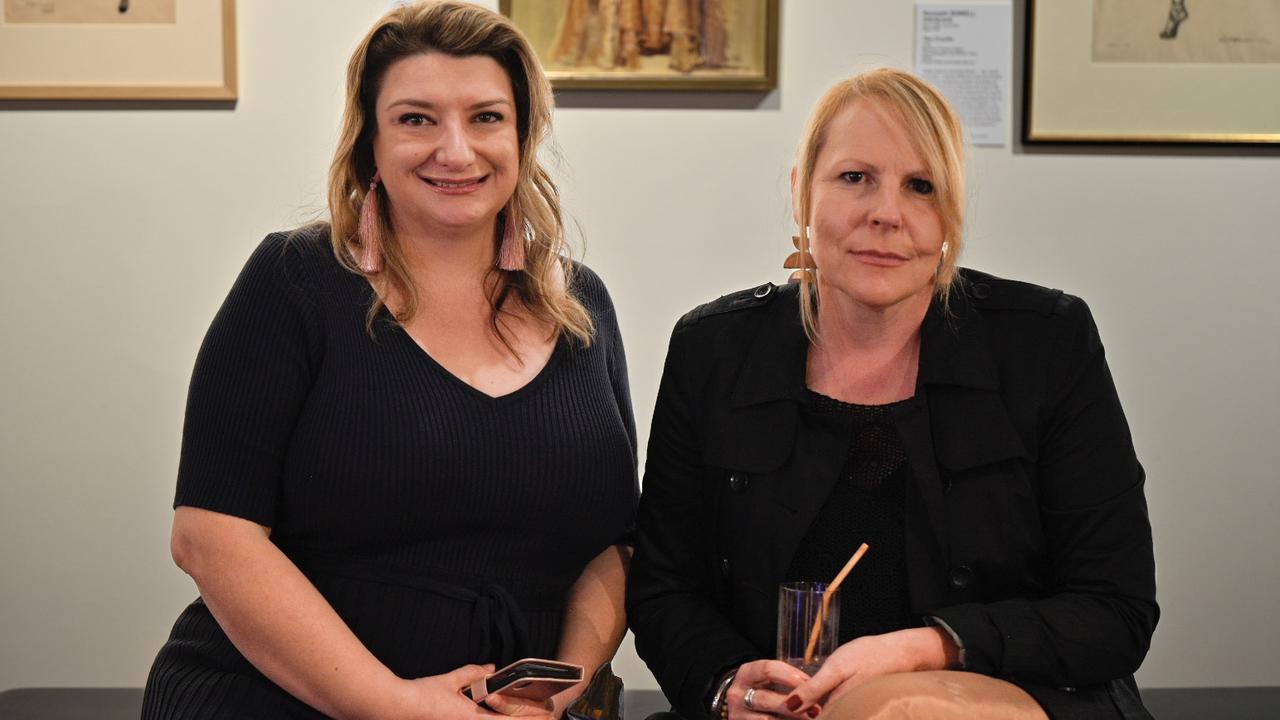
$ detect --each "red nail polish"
[786,696,803,711]
[807,707,820,719]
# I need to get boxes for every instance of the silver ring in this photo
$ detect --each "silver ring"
[744,687,758,711]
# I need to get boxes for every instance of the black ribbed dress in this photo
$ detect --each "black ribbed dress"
[141,228,638,719]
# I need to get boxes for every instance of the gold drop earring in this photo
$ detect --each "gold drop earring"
[784,231,815,284]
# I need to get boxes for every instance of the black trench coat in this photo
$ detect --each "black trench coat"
[627,270,1158,720]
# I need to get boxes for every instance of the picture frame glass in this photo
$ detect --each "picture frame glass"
[501,0,776,90]
[0,0,236,100]
[1026,0,1280,143]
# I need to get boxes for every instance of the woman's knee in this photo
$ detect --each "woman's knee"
[820,671,1047,720]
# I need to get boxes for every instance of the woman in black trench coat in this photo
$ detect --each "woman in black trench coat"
[627,68,1157,720]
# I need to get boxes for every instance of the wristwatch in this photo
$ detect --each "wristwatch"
[708,669,737,719]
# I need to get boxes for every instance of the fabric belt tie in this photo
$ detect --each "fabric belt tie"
[286,548,533,667]
[471,582,530,666]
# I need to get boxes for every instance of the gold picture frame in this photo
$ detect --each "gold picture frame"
[499,0,778,91]
[1025,0,1280,144]
[0,0,237,101]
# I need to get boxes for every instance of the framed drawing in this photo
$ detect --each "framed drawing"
[499,0,778,91]
[0,0,237,101]
[1025,0,1280,144]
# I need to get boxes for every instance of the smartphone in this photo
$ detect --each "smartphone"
[461,658,584,704]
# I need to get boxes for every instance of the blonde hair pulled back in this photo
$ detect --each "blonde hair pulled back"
[793,67,966,340]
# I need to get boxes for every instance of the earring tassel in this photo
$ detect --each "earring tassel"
[497,206,526,271]
[356,172,383,274]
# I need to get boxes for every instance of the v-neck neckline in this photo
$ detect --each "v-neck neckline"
[384,309,565,403]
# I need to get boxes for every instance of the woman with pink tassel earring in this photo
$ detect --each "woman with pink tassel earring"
[142,3,637,719]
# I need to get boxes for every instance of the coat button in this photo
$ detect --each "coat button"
[753,283,773,299]
[972,283,992,300]
[949,564,975,590]
[728,473,749,492]
[720,557,731,579]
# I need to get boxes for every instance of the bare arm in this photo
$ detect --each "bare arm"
[542,544,631,717]
[171,506,511,720]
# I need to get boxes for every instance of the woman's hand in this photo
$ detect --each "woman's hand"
[782,627,958,715]
[482,689,558,718]
[726,659,813,719]
[395,664,551,719]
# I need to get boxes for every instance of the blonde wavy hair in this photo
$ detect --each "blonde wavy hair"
[328,0,593,348]
[792,67,966,341]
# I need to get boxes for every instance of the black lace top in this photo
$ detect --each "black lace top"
[786,389,921,643]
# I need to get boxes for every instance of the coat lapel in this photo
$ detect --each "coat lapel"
[766,409,851,580]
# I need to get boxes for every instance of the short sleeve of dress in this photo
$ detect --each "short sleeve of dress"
[174,233,325,527]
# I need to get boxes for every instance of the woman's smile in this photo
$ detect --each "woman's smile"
[420,174,489,193]
[372,52,519,240]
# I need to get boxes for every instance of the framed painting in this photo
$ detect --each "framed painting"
[1025,0,1280,144]
[499,0,778,91]
[0,0,237,101]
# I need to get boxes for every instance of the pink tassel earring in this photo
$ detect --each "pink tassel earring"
[496,203,526,271]
[356,170,383,274]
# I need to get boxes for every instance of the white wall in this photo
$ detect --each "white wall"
[2,0,1278,695]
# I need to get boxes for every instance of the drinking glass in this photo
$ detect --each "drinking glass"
[776,581,839,675]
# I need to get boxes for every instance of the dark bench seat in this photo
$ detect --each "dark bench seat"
[2,686,1276,719]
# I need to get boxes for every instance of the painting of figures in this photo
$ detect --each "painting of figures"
[501,0,777,90]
